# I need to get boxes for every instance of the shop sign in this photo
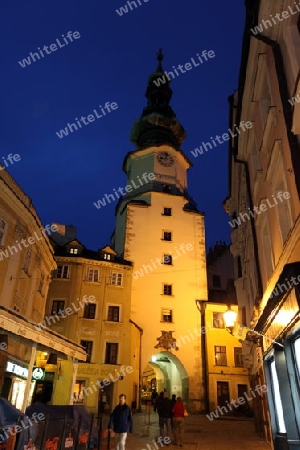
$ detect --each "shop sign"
[6,361,28,378]
[32,367,45,380]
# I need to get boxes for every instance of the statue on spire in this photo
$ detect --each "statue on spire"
[156,48,164,72]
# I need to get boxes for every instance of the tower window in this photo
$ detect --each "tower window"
[163,254,172,265]
[162,231,172,241]
[163,284,172,295]
[163,208,172,216]
[162,309,173,322]
[162,184,172,193]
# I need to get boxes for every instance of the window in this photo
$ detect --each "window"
[213,312,225,328]
[56,265,70,279]
[163,208,172,216]
[275,182,292,244]
[83,303,96,319]
[105,343,118,364]
[87,268,99,282]
[108,306,120,322]
[163,284,172,295]
[212,275,221,288]
[162,184,171,193]
[215,346,227,366]
[51,300,65,315]
[38,273,45,294]
[270,360,286,433]
[163,254,172,265]
[104,253,111,260]
[0,219,7,246]
[81,340,93,363]
[70,248,78,254]
[162,309,173,322]
[234,347,243,367]
[23,248,32,274]
[73,380,85,403]
[110,272,123,286]
[163,231,172,241]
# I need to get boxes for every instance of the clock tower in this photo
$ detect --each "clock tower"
[112,51,207,412]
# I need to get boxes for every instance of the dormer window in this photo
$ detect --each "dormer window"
[70,248,78,254]
[104,253,111,260]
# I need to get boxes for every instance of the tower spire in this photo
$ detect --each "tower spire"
[130,50,186,149]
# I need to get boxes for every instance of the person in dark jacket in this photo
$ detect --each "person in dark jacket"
[108,394,133,450]
[158,391,173,441]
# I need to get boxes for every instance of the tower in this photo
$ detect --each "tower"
[112,50,208,411]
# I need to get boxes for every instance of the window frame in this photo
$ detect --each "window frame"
[234,347,243,367]
[56,265,70,279]
[163,284,172,296]
[162,308,173,323]
[110,272,123,286]
[80,340,93,363]
[51,300,65,316]
[105,343,118,364]
[214,345,227,366]
[107,306,120,322]
[163,254,172,265]
[86,267,100,283]
[83,303,96,319]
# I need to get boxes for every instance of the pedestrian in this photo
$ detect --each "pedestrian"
[151,389,158,412]
[172,397,185,447]
[108,394,133,450]
[158,391,173,442]
[156,391,164,416]
[171,394,176,429]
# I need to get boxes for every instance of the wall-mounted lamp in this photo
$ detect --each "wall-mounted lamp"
[223,305,238,334]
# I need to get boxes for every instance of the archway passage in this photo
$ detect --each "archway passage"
[141,351,189,404]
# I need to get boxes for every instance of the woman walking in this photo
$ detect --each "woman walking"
[171,397,185,447]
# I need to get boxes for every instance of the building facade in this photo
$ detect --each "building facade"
[224,1,300,448]
[204,242,250,416]
[46,231,140,414]
[112,51,208,411]
[0,168,86,412]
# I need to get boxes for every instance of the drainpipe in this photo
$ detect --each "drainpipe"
[195,300,208,413]
[129,319,143,412]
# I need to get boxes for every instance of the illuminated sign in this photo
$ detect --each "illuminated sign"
[32,367,45,380]
[6,361,28,378]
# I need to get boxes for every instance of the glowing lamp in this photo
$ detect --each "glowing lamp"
[223,306,238,333]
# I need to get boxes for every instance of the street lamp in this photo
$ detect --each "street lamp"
[223,305,238,334]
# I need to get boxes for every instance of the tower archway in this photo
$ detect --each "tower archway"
[141,351,189,403]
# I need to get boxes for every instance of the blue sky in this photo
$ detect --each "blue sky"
[0,0,245,251]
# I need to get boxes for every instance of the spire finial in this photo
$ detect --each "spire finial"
[156,48,164,72]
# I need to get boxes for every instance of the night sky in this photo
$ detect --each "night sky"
[1,0,245,252]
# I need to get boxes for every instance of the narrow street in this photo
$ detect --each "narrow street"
[125,411,272,450]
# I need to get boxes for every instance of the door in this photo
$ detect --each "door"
[217,382,230,413]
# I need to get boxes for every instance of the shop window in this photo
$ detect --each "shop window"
[270,360,286,433]
[73,380,85,403]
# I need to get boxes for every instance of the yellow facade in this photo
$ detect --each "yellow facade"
[204,303,250,414]
[46,240,140,413]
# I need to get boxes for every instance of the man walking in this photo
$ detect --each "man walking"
[108,394,133,450]
[158,391,173,441]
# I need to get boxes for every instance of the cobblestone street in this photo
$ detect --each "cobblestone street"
[124,411,272,450]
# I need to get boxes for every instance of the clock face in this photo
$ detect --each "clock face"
[156,152,175,167]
